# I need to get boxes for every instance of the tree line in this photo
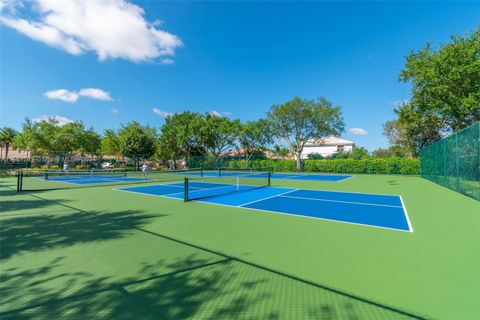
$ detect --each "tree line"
[1,97,344,171]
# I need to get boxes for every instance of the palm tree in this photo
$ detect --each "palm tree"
[0,127,18,160]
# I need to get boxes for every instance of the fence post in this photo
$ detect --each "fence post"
[443,140,447,185]
[455,133,460,192]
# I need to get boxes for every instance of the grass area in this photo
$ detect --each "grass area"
[1,174,479,319]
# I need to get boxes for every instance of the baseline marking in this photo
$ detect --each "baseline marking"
[399,196,414,232]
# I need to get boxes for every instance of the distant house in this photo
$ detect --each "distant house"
[0,148,31,160]
[224,148,293,160]
[300,137,355,159]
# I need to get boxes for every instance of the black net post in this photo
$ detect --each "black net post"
[268,172,271,186]
[16,172,22,192]
[184,178,189,202]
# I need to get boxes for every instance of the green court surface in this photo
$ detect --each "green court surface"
[1,174,479,319]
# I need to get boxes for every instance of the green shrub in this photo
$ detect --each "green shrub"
[75,165,91,170]
[227,158,420,175]
[39,165,60,170]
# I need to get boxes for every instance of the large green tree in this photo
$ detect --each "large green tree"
[267,96,344,170]
[101,129,121,156]
[200,113,240,163]
[13,118,36,157]
[382,119,410,147]
[350,147,370,160]
[158,112,204,166]
[392,27,480,152]
[372,146,411,158]
[238,119,273,166]
[78,127,101,156]
[118,122,157,169]
[0,127,18,160]
[13,118,102,167]
[19,118,59,167]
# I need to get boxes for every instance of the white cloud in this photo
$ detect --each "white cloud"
[348,128,368,136]
[79,88,112,101]
[44,89,79,103]
[110,108,119,114]
[152,108,172,118]
[0,0,182,63]
[208,110,231,117]
[32,115,74,126]
[44,88,112,102]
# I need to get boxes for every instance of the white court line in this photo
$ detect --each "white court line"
[238,189,299,207]
[279,195,403,208]
[400,196,414,232]
[162,185,211,197]
[43,179,79,185]
[114,188,183,200]
[113,183,192,199]
[276,175,305,179]
[164,184,186,188]
[335,175,354,182]
[270,185,403,198]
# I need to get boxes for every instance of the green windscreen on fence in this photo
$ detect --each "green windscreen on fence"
[420,122,479,201]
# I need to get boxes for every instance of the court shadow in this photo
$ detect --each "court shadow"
[0,209,160,260]
[387,180,399,186]
[0,248,427,320]
[0,199,72,213]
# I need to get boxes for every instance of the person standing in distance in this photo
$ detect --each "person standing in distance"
[141,161,149,179]
[63,162,70,176]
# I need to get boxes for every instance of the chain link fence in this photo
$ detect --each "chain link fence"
[420,122,479,201]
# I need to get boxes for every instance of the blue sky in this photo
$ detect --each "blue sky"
[1,1,478,150]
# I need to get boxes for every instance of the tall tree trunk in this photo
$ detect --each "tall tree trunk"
[5,143,9,160]
[296,151,303,171]
[245,152,252,168]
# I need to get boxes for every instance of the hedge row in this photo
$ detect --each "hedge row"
[227,158,420,175]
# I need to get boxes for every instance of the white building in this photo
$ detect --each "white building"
[300,137,355,159]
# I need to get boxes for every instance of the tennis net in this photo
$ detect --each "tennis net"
[184,171,271,202]
[17,168,203,192]
[44,170,128,180]
[218,167,273,176]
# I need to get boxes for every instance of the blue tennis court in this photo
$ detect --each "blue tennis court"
[203,171,351,182]
[117,182,412,232]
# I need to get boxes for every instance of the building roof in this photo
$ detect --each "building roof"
[304,136,354,146]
